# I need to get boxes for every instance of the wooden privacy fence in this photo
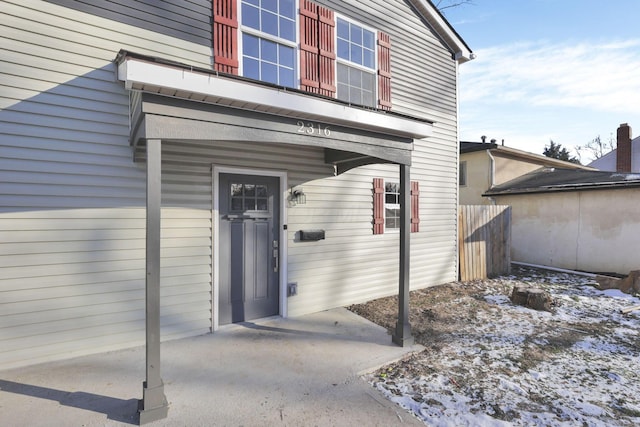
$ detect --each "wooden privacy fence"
[459,205,512,281]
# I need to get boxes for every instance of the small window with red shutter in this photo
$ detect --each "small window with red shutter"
[373,179,419,234]
[384,181,401,229]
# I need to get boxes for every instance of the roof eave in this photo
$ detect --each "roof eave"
[492,146,597,170]
[460,142,498,153]
[484,181,640,196]
[409,0,474,63]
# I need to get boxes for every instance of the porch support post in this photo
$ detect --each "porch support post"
[392,163,414,347]
[139,139,169,424]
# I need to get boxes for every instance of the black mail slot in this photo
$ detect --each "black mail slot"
[299,229,325,241]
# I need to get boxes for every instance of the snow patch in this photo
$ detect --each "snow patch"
[367,267,640,426]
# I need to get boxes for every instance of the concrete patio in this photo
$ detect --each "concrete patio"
[0,308,424,426]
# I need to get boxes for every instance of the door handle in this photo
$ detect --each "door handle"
[273,240,279,273]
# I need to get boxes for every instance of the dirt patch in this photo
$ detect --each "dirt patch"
[348,265,640,426]
[350,278,514,344]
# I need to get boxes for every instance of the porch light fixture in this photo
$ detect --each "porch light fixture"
[290,188,306,205]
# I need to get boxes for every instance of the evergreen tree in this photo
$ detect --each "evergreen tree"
[543,140,581,164]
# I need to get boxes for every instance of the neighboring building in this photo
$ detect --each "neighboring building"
[485,168,640,275]
[0,0,473,370]
[588,123,640,173]
[459,140,593,205]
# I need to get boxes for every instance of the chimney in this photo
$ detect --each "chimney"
[616,123,632,172]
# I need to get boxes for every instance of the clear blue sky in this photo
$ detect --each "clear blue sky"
[443,0,640,163]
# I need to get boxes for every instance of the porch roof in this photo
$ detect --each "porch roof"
[115,51,433,170]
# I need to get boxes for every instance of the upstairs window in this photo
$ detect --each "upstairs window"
[336,17,376,107]
[213,0,392,109]
[240,0,297,87]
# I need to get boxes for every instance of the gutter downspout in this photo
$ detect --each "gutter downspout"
[486,149,496,205]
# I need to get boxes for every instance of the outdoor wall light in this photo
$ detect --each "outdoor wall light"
[290,188,307,205]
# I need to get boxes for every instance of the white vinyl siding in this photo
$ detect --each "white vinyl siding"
[282,0,460,317]
[0,0,213,369]
[1,0,462,369]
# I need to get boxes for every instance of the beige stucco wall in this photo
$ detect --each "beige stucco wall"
[492,153,552,186]
[494,188,640,274]
[459,151,491,204]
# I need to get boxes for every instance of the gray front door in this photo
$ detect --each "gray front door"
[219,173,280,324]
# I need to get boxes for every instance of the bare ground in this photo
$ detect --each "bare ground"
[348,265,640,426]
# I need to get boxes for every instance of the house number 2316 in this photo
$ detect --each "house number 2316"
[297,121,331,137]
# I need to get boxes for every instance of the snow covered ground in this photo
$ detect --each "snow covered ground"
[366,267,640,426]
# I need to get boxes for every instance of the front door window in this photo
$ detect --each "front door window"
[231,183,269,211]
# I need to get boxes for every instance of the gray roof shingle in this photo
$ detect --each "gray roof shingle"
[484,168,640,196]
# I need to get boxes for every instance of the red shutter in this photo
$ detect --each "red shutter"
[411,181,420,233]
[373,178,385,235]
[213,0,238,74]
[300,0,336,97]
[377,31,392,110]
[300,0,320,93]
[317,6,336,96]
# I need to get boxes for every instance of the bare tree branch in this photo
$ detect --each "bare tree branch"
[575,134,616,162]
[435,0,475,14]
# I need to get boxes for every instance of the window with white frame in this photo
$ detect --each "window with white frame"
[214,1,392,108]
[240,0,297,87]
[384,181,400,229]
[336,17,377,107]
[459,161,467,186]
[372,178,419,234]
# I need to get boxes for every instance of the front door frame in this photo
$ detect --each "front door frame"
[212,166,288,331]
